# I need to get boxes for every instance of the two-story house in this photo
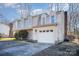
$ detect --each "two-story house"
[12,10,67,44]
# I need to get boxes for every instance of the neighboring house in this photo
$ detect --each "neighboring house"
[12,10,67,44]
[0,22,10,37]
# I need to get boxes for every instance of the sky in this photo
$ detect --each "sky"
[0,3,48,22]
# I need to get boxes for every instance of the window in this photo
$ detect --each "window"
[17,20,21,29]
[41,14,46,25]
[24,19,28,28]
[24,19,27,28]
[43,30,45,32]
[46,30,49,32]
[39,30,42,32]
[50,30,53,32]
[42,16,45,24]
[35,29,37,32]
[51,16,57,23]
[38,16,41,25]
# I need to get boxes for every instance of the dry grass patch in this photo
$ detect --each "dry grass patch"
[0,38,16,41]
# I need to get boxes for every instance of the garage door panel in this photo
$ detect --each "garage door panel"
[38,32,54,43]
[33,26,56,43]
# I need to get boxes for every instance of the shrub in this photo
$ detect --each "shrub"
[14,30,28,40]
[64,35,75,42]
[14,32,19,40]
[64,38,69,42]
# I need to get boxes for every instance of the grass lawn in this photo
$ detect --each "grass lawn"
[0,38,16,41]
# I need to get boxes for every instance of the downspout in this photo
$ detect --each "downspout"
[64,11,68,38]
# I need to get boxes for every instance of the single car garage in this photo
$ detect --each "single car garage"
[33,25,59,44]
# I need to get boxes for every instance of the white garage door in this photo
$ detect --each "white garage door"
[37,30,55,43]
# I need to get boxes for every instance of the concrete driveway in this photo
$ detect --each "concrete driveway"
[0,41,52,56]
[33,42,79,56]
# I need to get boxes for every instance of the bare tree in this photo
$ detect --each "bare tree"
[16,3,31,19]
[68,3,79,39]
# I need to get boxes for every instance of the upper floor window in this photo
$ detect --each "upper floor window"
[41,14,46,25]
[38,16,41,25]
[17,20,21,28]
[51,16,57,24]
[24,19,27,28]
